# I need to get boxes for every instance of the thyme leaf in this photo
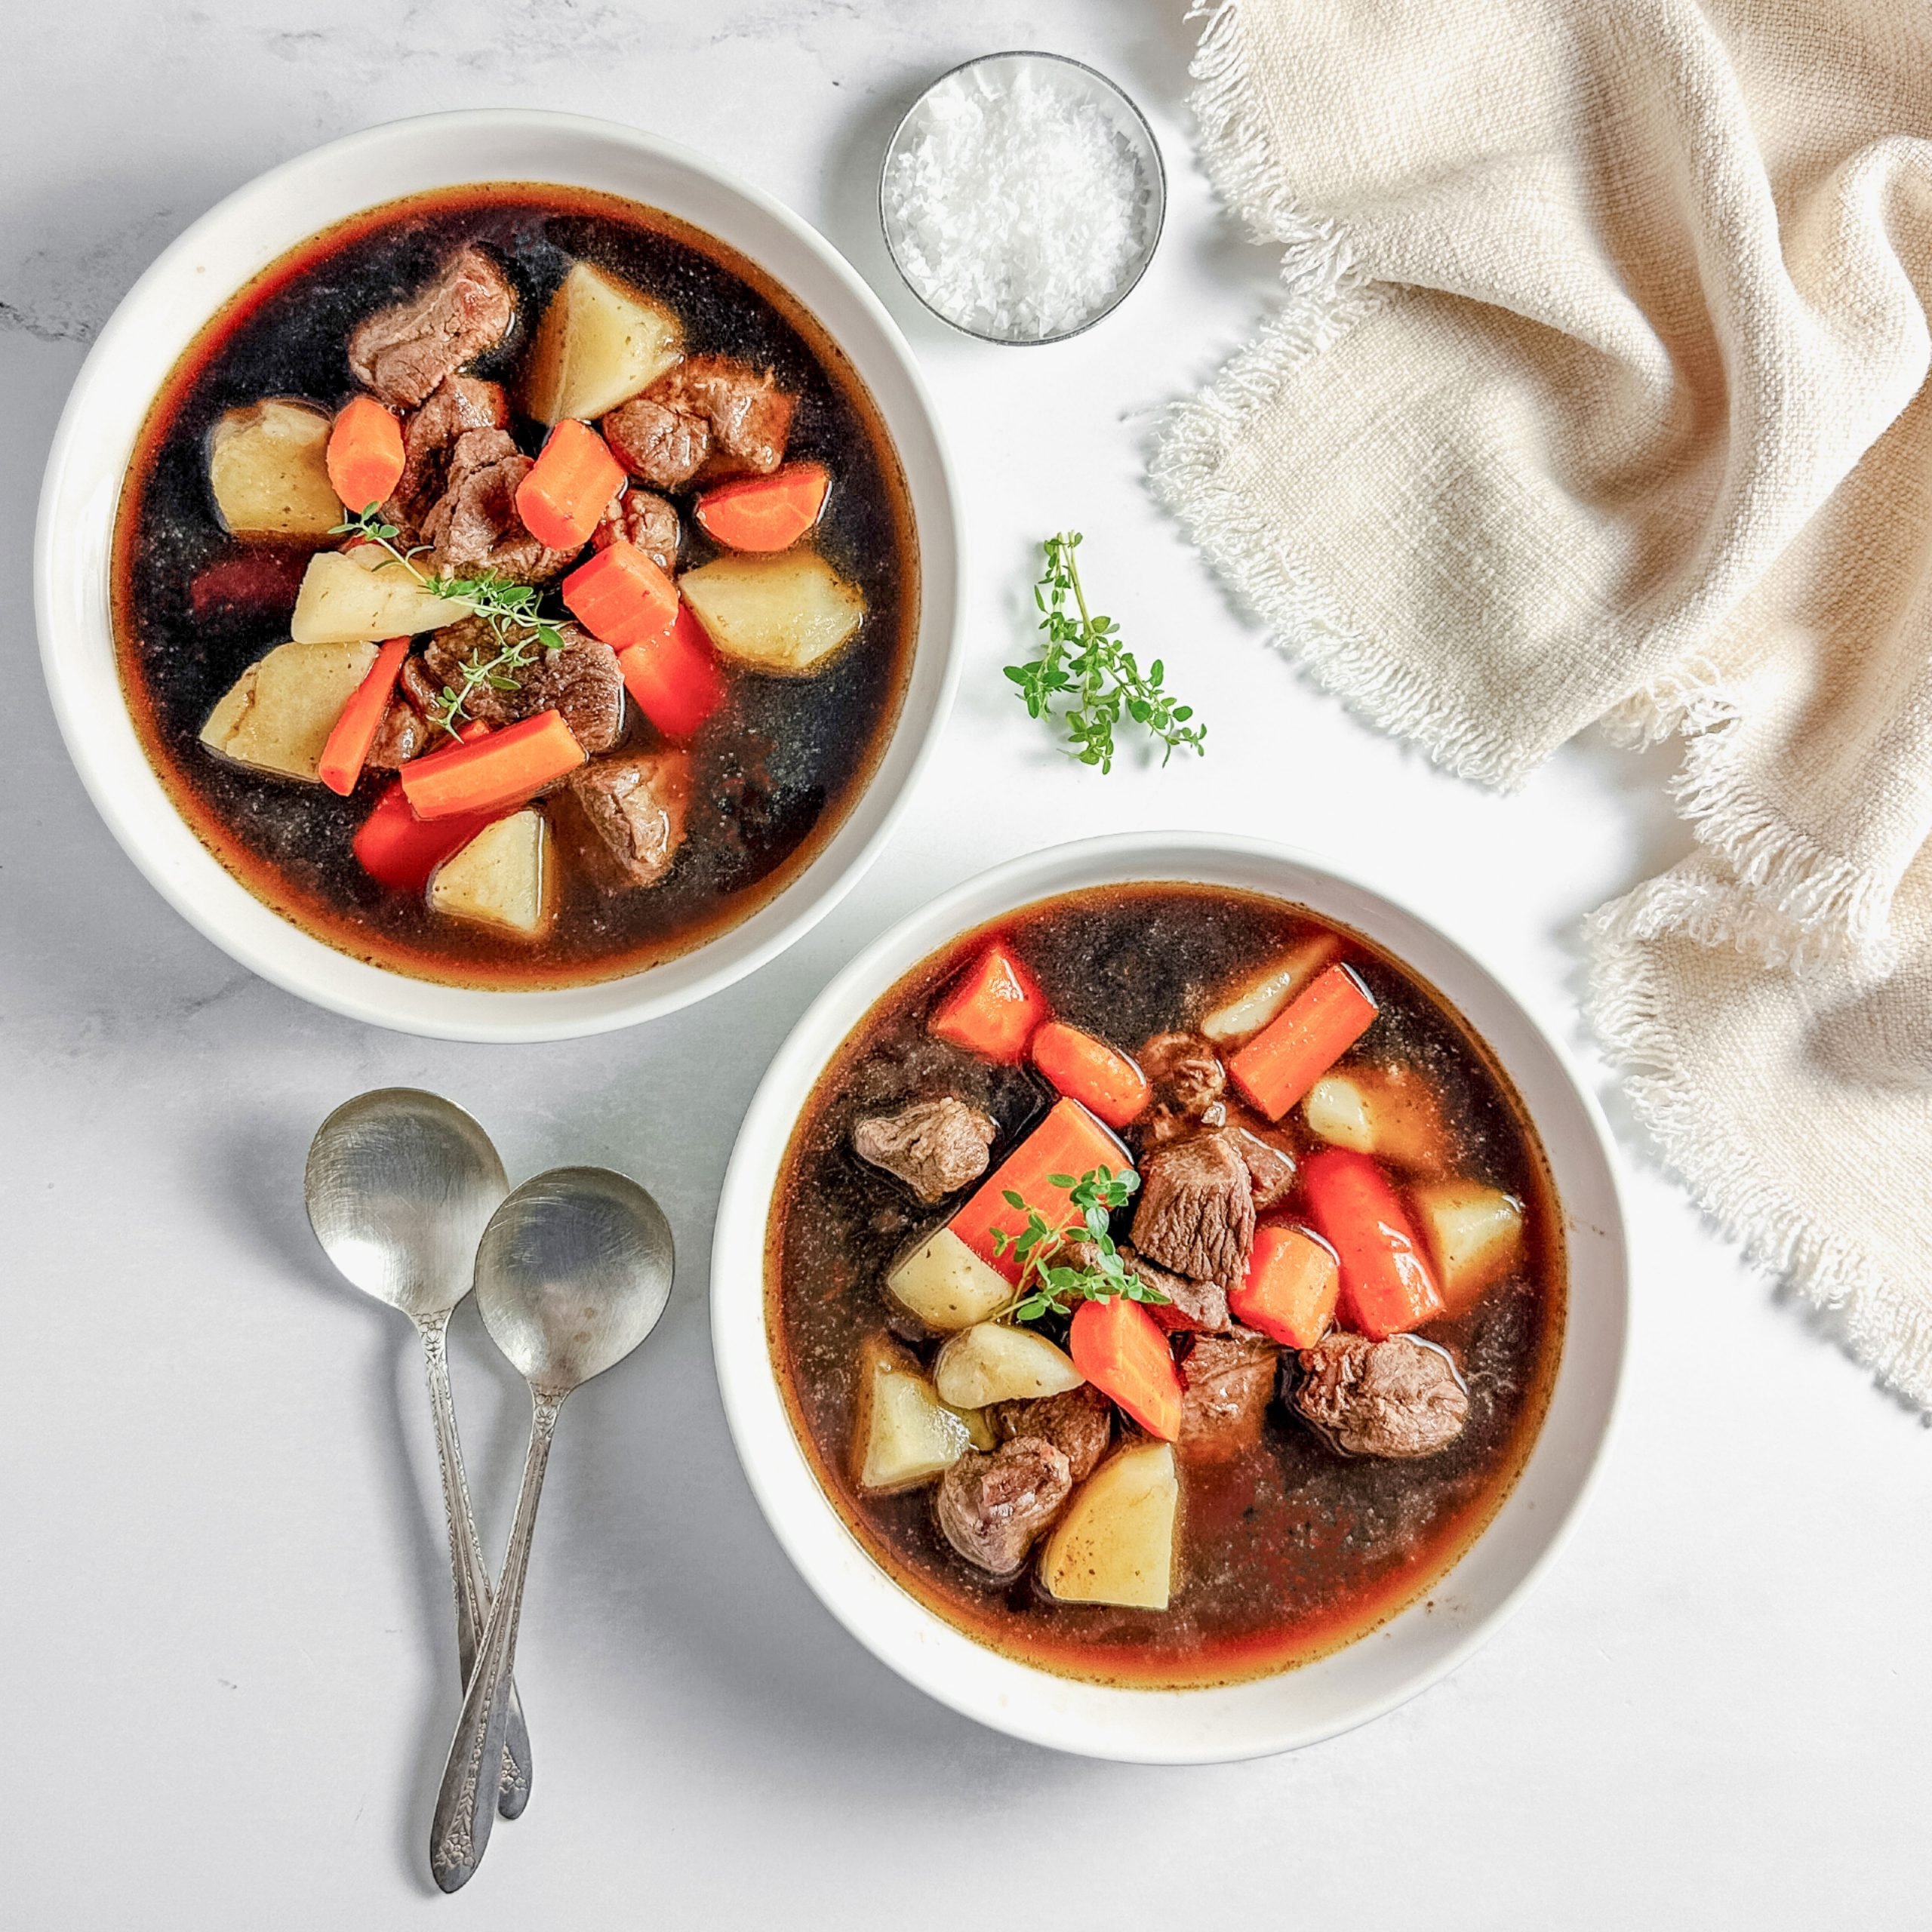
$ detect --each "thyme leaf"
[988,1165,1167,1324]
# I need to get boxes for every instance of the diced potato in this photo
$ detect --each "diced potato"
[1038,1442,1178,1611]
[679,550,865,675]
[199,639,378,781]
[522,263,684,426]
[933,1324,1084,1410]
[853,1337,972,1492]
[429,811,553,938]
[1302,1066,1450,1173]
[208,398,343,539]
[884,1227,1013,1331]
[1200,932,1344,1044]
[289,547,469,645]
[1411,1179,1524,1314]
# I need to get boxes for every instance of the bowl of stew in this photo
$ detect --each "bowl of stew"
[36,110,960,1038]
[713,833,1626,1759]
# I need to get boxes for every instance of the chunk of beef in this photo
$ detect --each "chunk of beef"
[1177,1330,1278,1460]
[383,375,509,536]
[603,355,795,488]
[557,750,691,891]
[1292,1334,1469,1458]
[591,487,680,570]
[421,619,625,753]
[934,1435,1072,1578]
[1232,1128,1297,1212]
[602,395,710,491]
[365,700,428,771]
[419,427,585,585]
[1131,1130,1256,1285]
[1140,1032,1226,1118]
[1120,1244,1231,1335]
[398,653,443,716]
[851,1096,997,1204]
[347,247,517,411]
[991,1383,1113,1484]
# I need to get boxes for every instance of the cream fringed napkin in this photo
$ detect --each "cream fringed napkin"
[1153,0,1932,1404]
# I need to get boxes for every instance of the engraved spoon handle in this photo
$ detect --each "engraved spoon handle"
[418,1315,532,1820]
[430,1390,561,1893]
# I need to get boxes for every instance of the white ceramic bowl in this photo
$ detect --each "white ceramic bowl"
[713,832,1627,1761]
[35,110,962,1041]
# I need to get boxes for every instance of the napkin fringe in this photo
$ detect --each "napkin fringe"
[1586,882,1932,1406]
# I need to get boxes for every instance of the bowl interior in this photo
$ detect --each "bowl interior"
[712,833,1626,1761]
[36,110,961,1041]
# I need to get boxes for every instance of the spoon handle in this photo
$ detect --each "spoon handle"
[430,1390,561,1893]
[418,1318,533,1820]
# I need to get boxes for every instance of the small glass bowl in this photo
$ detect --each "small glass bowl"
[878,50,1167,346]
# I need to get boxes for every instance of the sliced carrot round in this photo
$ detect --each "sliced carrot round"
[1030,1021,1149,1129]
[695,462,830,552]
[325,395,405,514]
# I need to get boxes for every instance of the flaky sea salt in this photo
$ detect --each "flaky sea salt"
[882,61,1155,342]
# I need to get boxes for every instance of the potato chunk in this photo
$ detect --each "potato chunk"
[933,1324,1084,1409]
[428,810,553,937]
[1303,1066,1450,1173]
[208,398,342,539]
[884,1227,1013,1331]
[1200,932,1343,1044]
[289,548,469,645]
[679,550,865,675]
[853,1337,972,1493]
[1411,1179,1524,1313]
[522,263,684,426]
[199,639,378,781]
[1038,1442,1178,1611]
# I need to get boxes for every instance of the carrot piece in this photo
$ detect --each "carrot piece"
[617,605,728,739]
[562,539,681,649]
[352,781,503,894]
[1228,962,1379,1121]
[694,461,831,552]
[1299,1149,1444,1340]
[325,395,406,512]
[949,1097,1129,1281]
[316,637,409,796]
[398,709,584,820]
[515,420,625,552]
[1030,1021,1150,1130]
[930,943,1048,1063]
[1229,1223,1341,1348]
[1070,1296,1184,1441]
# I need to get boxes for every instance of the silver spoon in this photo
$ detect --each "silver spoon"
[304,1088,534,1820]
[429,1167,675,1893]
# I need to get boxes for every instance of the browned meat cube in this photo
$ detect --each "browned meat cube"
[1123,1246,1231,1334]
[419,427,583,585]
[420,620,624,754]
[1140,1032,1226,1118]
[591,487,680,571]
[850,1096,997,1204]
[383,375,509,537]
[991,1383,1113,1484]
[1292,1334,1468,1458]
[1131,1131,1256,1286]
[934,1435,1072,1578]
[398,653,444,716]
[1177,1331,1278,1460]
[603,355,795,488]
[364,700,428,771]
[348,247,517,411]
[558,750,692,891]
[1232,1128,1297,1211]
[602,395,709,491]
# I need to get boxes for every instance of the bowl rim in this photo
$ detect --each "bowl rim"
[711,831,1629,1761]
[35,107,964,1041]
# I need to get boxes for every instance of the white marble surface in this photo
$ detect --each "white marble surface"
[5,3,1927,1924]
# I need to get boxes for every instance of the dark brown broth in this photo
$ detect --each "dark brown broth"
[112,184,918,987]
[767,884,1566,1687]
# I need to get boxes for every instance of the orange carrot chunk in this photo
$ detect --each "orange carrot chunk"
[1228,962,1379,1121]
[352,780,504,894]
[562,538,681,649]
[1299,1149,1444,1340]
[949,1097,1129,1281]
[1229,1223,1341,1348]
[617,605,728,740]
[325,395,406,513]
[1070,1296,1184,1441]
[515,420,626,552]
[316,637,409,796]
[694,461,831,552]
[929,943,1048,1063]
[1030,1021,1150,1130]
[398,709,584,820]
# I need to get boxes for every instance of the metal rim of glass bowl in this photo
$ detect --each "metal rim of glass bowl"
[877,49,1168,347]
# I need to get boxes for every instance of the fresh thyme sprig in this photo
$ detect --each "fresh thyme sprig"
[1004,532,1207,774]
[330,504,566,738]
[990,1165,1168,1324]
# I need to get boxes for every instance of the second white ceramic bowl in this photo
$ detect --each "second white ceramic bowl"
[713,832,1627,1761]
